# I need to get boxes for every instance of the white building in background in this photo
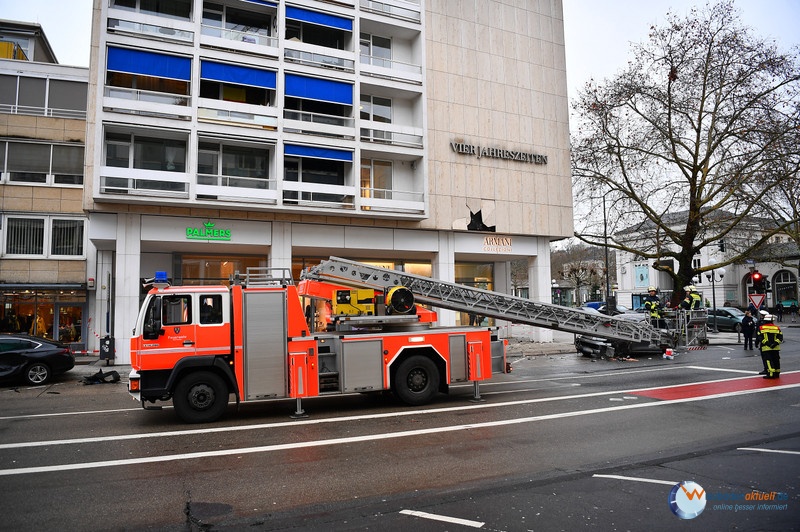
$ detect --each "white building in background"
[83,0,574,363]
[614,213,799,311]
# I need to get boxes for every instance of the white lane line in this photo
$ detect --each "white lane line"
[685,365,760,375]
[737,448,800,456]
[0,407,143,421]
[2,382,800,476]
[399,509,484,528]
[592,474,675,486]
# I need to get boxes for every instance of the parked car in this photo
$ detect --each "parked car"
[0,334,75,385]
[706,307,745,332]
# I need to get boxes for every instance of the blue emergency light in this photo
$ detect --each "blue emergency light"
[154,271,169,283]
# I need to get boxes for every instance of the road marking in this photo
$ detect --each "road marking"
[399,509,484,528]
[738,447,800,456]
[593,474,675,486]
[1,376,799,476]
[685,365,758,375]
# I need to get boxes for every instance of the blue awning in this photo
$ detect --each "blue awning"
[285,144,353,162]
[285,6,352,31]
[107,47,191,81]
[201,61,276,89]
[285,74,352,105]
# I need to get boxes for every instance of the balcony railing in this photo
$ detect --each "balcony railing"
[360,0,421,23]
[0,104,86,120]
[360,187,424,213]
[105,86,190,107]
[200,24,277,48]
[282,181,356,209]
[284,48,355,72]
[99,167,189,198]
[360,128,423,148]
[284,110,354,128]
[198,106,278,129]
[108,18,194,43]
[196,174,278,204]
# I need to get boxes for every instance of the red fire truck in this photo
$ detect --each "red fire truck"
[128,260,505,423]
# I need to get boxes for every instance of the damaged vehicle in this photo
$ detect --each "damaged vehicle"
[574,307,668,358]
[0,334,75,385]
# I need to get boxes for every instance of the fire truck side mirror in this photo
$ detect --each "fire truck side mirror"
[142,297,164,340]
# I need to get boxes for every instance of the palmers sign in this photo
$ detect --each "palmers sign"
[450,142,547,164]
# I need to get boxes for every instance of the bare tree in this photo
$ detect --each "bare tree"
[571,1,800,304]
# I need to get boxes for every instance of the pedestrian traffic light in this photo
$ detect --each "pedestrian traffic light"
[764,275,770,290]
[718,239,725,252]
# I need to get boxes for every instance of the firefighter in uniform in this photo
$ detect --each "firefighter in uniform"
[679,285,702,310]
[757,314,783,379]
[643,286,663,328]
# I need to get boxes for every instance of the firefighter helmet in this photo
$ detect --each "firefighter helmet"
[648,286,657,292]
[762,313,775,322]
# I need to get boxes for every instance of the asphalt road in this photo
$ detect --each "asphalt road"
[1,326,798,531]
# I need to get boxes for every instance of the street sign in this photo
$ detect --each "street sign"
[749,293,765,309]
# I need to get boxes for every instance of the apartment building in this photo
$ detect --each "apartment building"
[84,0,573,363]
[0,20,90,349]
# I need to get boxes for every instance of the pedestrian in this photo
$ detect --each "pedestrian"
[741,311,756,351]
[775,303,783,322]
[790,302,798,323]
[757,314,783,379]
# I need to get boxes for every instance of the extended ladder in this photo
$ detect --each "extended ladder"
[303,257,672,345]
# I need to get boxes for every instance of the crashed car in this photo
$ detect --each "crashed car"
[0,334,75,385]
[574,307,668,358]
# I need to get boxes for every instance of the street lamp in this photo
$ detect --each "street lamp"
[602,194,610,301]
[705,268,726,333]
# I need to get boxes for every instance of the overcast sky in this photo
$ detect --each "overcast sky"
[3,0,798,112]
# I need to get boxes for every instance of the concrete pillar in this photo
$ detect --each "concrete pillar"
[112,213,142,364]
[433,231,456,325]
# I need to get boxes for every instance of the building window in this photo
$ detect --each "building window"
[1,141,83,186]
[197,141,270,189]
[285,7,351,50]
[283,157,346,204]
[51,219,85,256]
[360,95,391,123]
[5,218,44,255]
[104,132,186,172]
[201,3,273,43]
[2,216,85,258]
[360,33,392,67]
[360,159,392,199]
[111,0,192,20]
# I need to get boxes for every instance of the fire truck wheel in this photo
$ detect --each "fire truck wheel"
[173,371,229,423]
[394,355,439,406]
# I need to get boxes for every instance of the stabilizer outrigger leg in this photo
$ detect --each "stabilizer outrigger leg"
[290,397,308,419]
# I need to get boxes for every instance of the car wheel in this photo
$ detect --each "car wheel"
[172,371,229,423]
[393,355,439,406]
[25,362,51,385]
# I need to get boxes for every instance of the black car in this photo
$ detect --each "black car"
[0,335,75,385]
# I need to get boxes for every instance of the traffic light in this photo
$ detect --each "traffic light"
[752,271,764,292]
[718,239,725,252]
[764,275,771,291]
